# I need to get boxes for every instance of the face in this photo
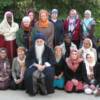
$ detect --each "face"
[40,12,48,21]
[6,15,12,24]
[17,50,25,59]
[28,12,34,21]
[51,13,58,19]
[83,40,91,49]
[65,37,71,44]
[69,10,76,18]
[84,13,90,19]
[23,21,30,27]
[70,51,78,60]
[0,51,7,59]
[35,39,45,46]
[86,54,94,63]
[55,47,62,56]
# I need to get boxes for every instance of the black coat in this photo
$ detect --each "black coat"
[54,57,65,76]
[25,45,56,95]
[50,19,64,46]
[25,44,56,68]
[64,61,89,84]
[94,62,100,85]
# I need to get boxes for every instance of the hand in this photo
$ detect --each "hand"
[54,75,58,79]
[72,79,78,86]
[90,84,96,90]
[58,74,63,79]
[37,65,45,71]
[15,79,22,84]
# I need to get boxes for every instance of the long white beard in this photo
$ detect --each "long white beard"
[35,44,44,64]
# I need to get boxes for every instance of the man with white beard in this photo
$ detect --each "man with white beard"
[24,32,56,96]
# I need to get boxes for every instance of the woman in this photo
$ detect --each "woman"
[34,9,54,48]
[64,49,88,93]
[0,48,11,90]
[16,16,34,50]
[50,9,64,47]
[60,34,77,58]
[24,32,55,96]
[53,46,65,89]
[84,51,100,96]
[0,11,19,63]
[10,47,26,90]
[79,38,97,62]
[81,10,96,48]
[27,9,36,27]
[64,9,81,48]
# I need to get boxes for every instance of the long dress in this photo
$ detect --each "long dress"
[0,13,19,63]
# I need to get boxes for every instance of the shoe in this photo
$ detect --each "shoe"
[94,89,100,96]
[84,88,93,95]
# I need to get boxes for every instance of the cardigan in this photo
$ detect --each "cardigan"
[12,57,26,81]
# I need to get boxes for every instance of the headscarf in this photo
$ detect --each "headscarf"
[81,38,93,60]
[66,49,83,72]
[0,11,19,40]
[84,51,96,79]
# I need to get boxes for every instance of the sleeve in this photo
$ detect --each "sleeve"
[25,48,36,68]
[81,62,90,84]
[47,47,56,66]
[48,22,54,48]
[16,29,24,47]
[12,58,17,81]
[88,19,96,38]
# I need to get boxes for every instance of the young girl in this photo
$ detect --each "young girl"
[53,46,65,89]
[0,48,11,90]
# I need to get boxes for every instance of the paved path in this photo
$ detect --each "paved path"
[0,90,100,100]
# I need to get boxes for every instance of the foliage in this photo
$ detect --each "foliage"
[0,0,100,22]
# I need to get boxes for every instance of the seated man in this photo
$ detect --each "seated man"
[24,32,56,96]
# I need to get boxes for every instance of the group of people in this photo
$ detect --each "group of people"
[0,8,100,97]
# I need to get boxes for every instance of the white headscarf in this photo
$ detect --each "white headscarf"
[0,11,19,41]
[85,51,96,76]
[81,38,93,60]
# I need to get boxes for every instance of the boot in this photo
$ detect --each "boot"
[38,78,47,95]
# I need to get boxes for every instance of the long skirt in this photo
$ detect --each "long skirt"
[0,35,5,47]
[5,39,17,64]
[24,66,54,95]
